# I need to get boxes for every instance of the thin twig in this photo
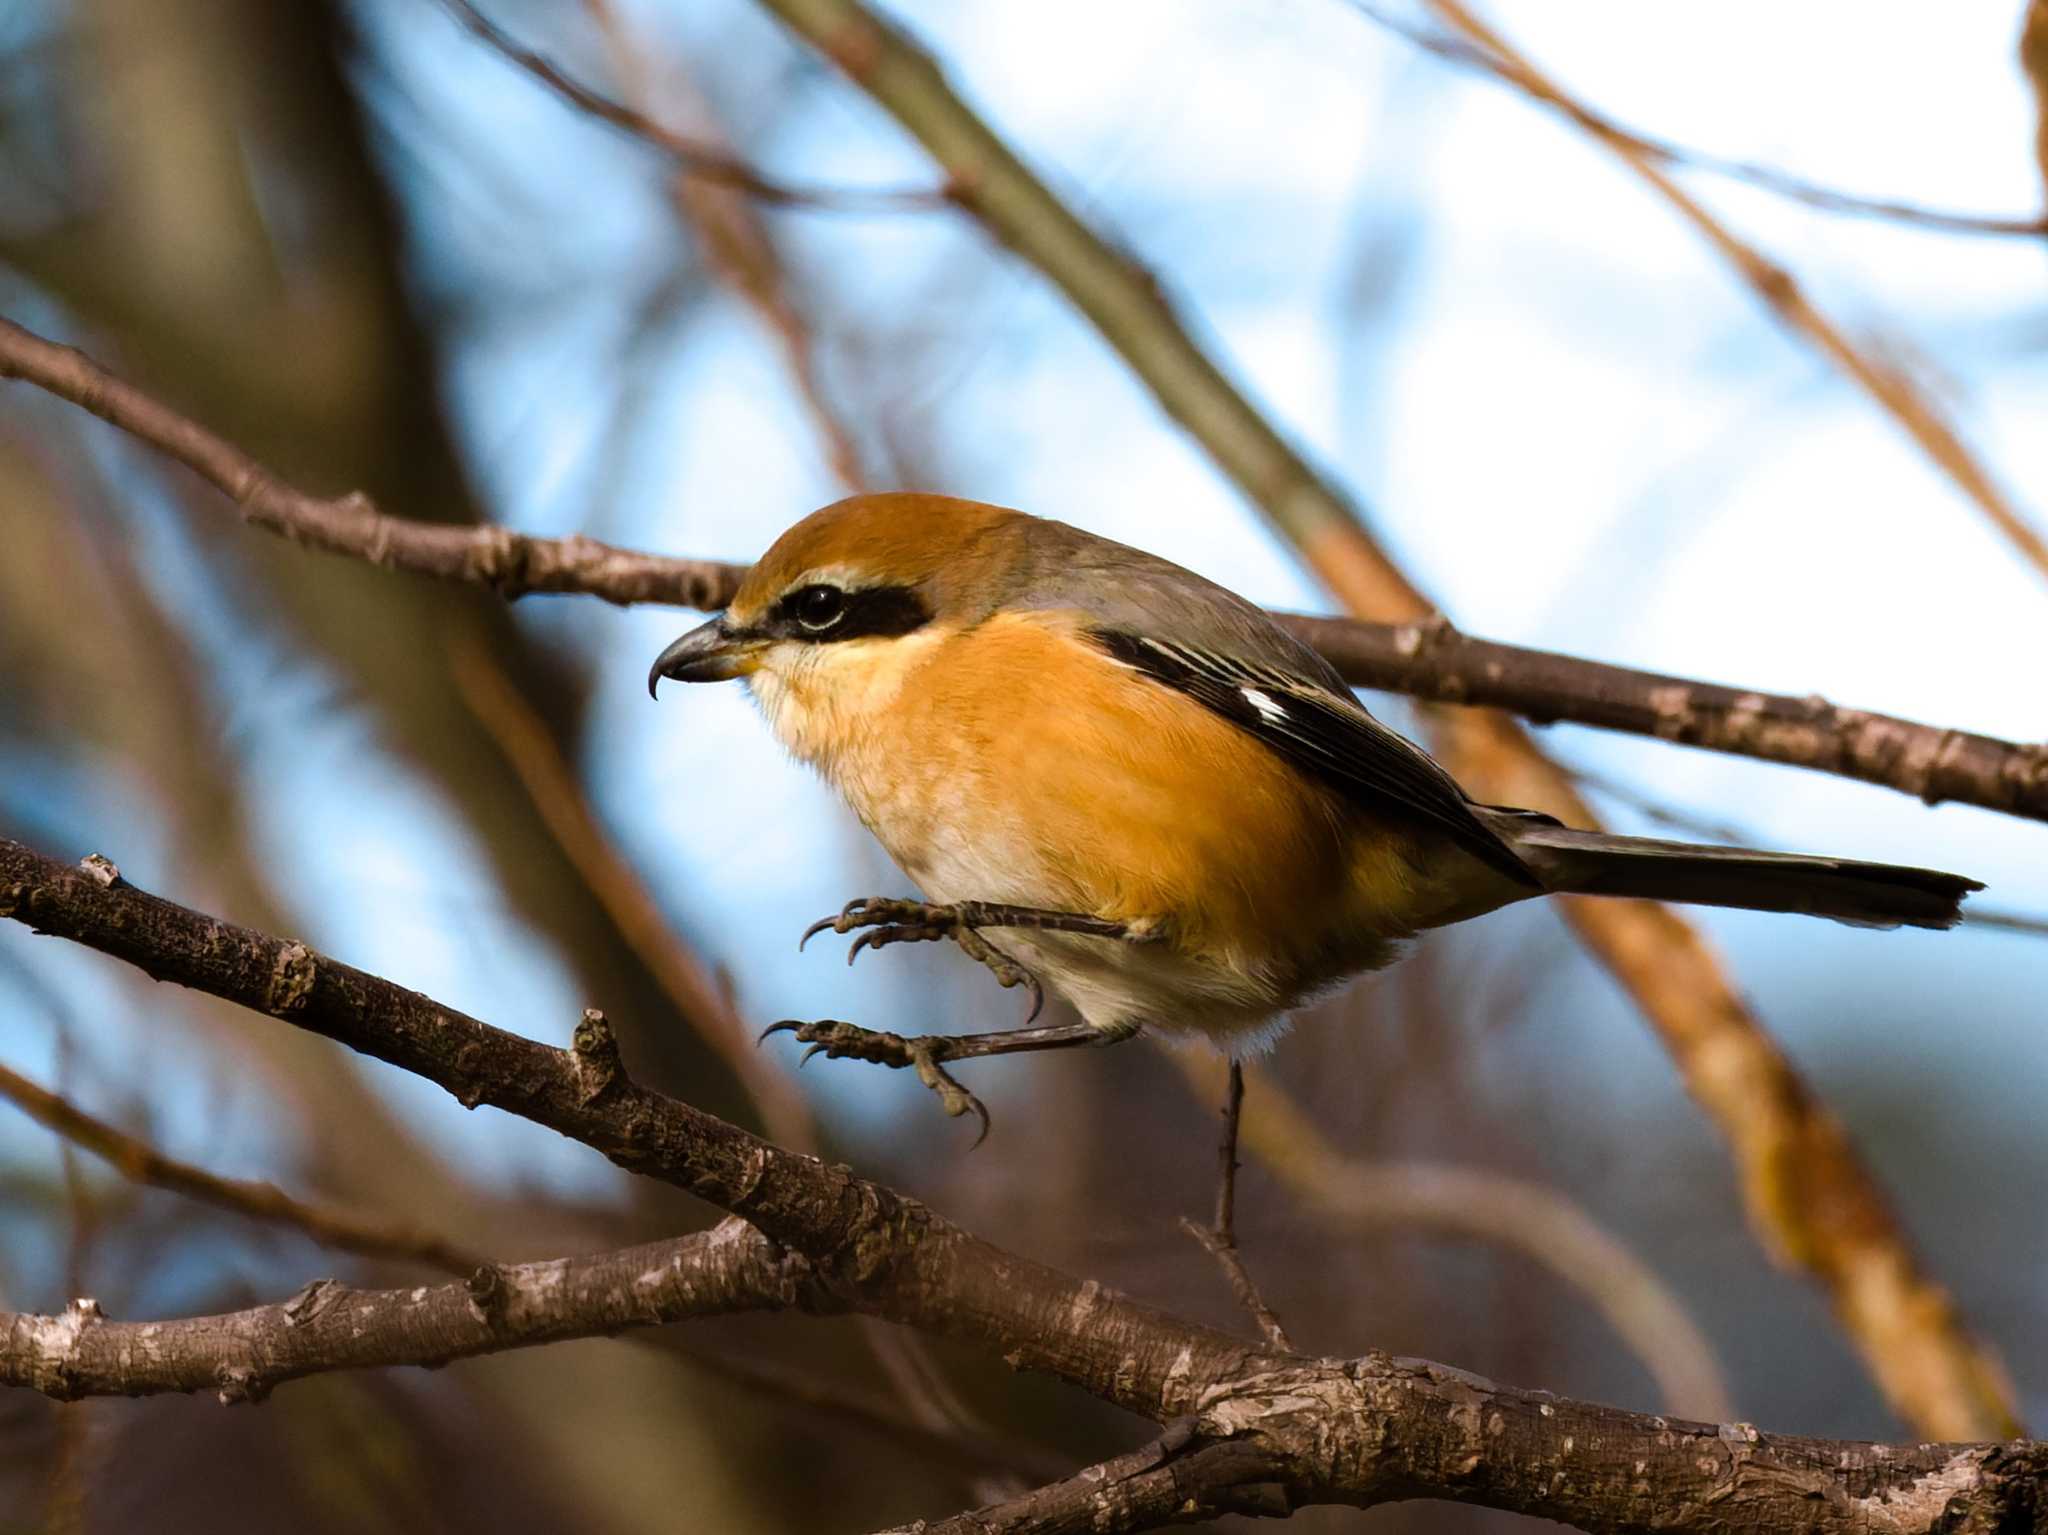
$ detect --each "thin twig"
[0,1059,484,1274]
[434,0,944,213]
[1180,1062,1294,1351]
[1169,1052,1733,1421]
[1411,0,2048,592]
[1345,0,2048,238]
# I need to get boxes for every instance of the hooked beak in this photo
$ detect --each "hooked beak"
[647,617,764,697]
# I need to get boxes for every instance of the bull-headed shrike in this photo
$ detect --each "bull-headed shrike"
[650,493,1978,1140]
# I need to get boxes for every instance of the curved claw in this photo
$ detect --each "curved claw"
[965,1096,992,1150]
[1023,977,1045,1026]
[800,897,876,952]
[799,1042,831,1068]
[758,1019,804,1046]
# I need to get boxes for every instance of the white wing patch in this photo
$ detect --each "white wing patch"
[1240,686,1288,724]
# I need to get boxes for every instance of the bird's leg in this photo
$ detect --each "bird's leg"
[800,896,1158,1021]
[1181,1061,1295,1351]
[759,1016,1139,1145]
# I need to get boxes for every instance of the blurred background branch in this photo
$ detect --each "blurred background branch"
[1411,0,2048,593]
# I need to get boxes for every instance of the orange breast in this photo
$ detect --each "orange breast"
[860,613,1392,977]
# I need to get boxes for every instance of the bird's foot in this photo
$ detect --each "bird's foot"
[800,897,1147,1020]
[759,1018,988,1144]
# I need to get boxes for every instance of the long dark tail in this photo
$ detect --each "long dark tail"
[1491,818,1982,930]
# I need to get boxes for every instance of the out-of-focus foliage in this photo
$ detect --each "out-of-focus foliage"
[2,3,2044,1531]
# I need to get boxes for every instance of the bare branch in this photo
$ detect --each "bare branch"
[2,1219,813,1403]
[1413,0,2048,592]
[874,1423,1292,1534]
[0,838,1273,1418]
[0,316,741,609]
[4,313,2040,831]
[0,1059,482,1275]
[1276,612,2048,825]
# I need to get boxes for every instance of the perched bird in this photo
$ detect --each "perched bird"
[649,493,1979,1128]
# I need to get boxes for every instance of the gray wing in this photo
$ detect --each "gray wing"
[986,513,1539,887]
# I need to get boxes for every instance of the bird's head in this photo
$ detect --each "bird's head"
[647,494,1025,746]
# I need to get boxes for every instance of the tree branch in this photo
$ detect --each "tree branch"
[3,313,2040,828]
[4,837,2046,1532]
[1275,612,2048,824]
[1,1218,813,1403]
[0,838,1272,1418]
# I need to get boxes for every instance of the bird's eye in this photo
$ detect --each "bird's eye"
[791,584,845,631]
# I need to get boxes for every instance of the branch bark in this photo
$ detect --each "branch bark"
[1,1219,811,1403]
[4,835,2046,1534]
[4,314,2041,827]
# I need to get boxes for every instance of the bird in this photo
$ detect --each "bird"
[648,492,1981,1135]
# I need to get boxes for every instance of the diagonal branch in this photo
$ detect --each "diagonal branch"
[433,0,943,213]
[3,312,2041,828]
[1412,0,2048,591]
[0,1058,482,1275]
[1346,0,2048,238]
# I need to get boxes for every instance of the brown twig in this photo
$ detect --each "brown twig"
[1180,1062,1294,1351]
[1346,0,2048,238]
[0,1057,483,1274]
[4,312,2041,827]
[4,838,2047,1533]
[434,0,943,214]
[744,0,2022,1440]
[1171,1051,1733,1421]
[1413,0,2048,592]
